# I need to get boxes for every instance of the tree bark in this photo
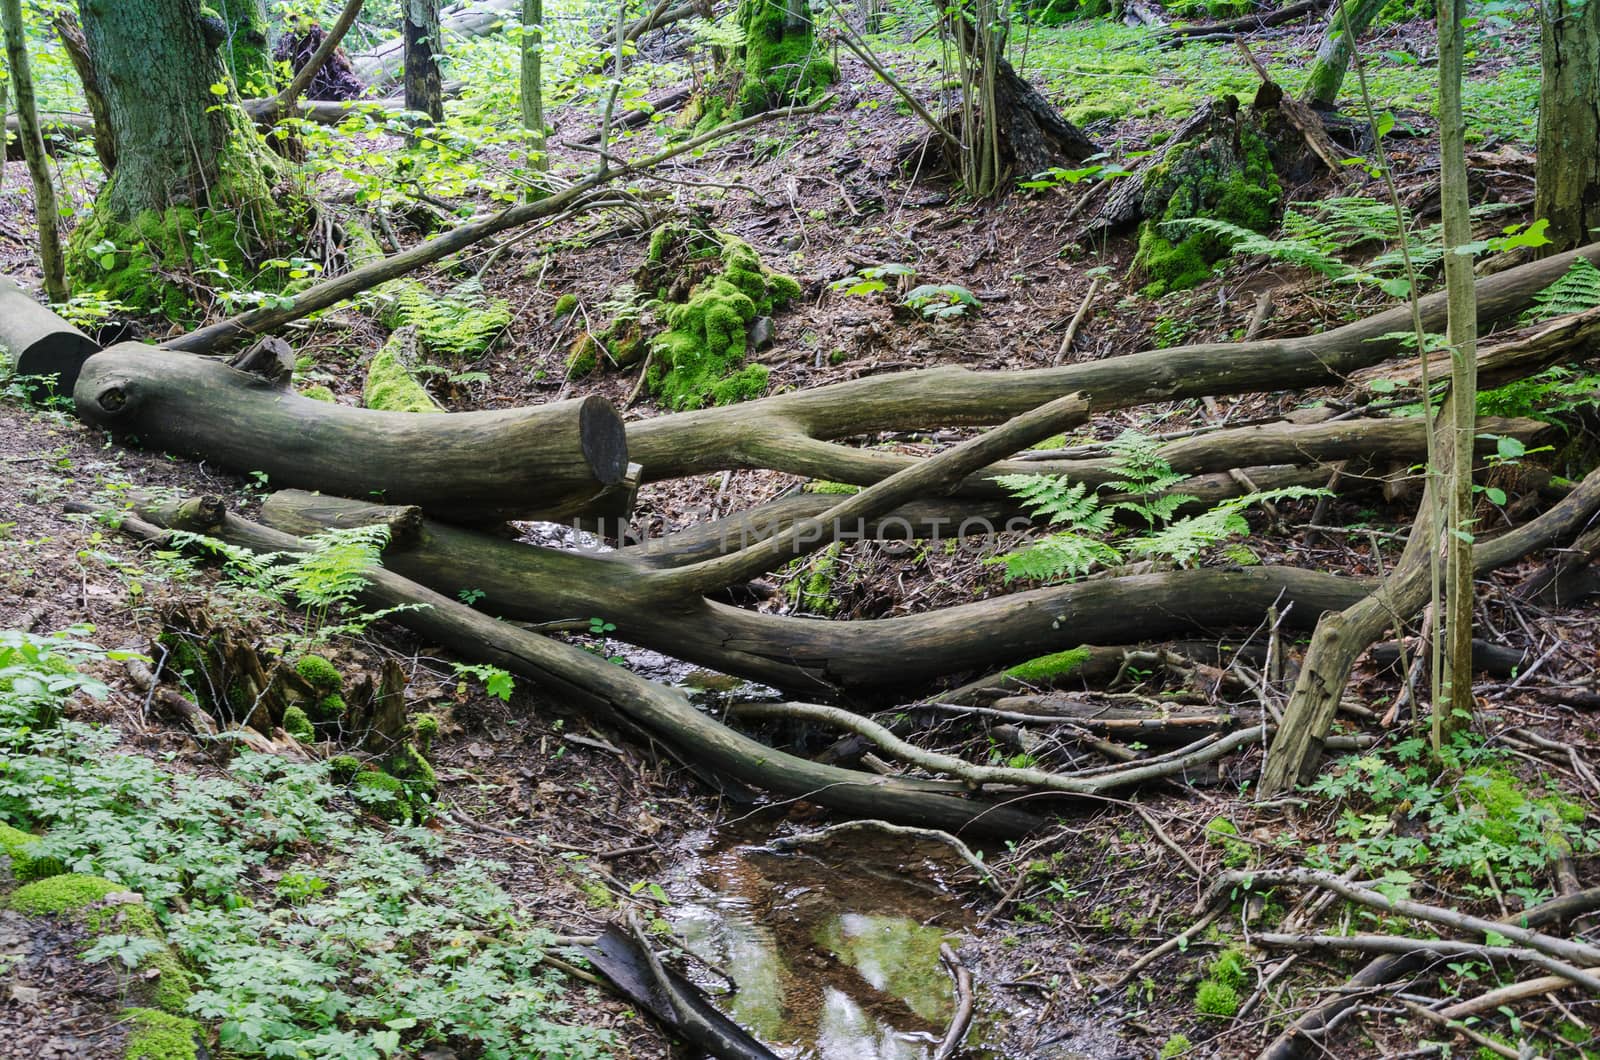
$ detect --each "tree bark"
[75,0,259,220]
[0,276,98,393]
[404,0,445,123]
[50,11,115,172]
[2,0,67,302]
[1437,0,1478,743]
[1299,0,1385,109]
[1534,0,1600,252]
[519,0,544,165]
[352,0,519,91]
[74,343,630,523]
[215,0,274,93]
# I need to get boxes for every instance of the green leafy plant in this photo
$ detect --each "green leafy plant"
[988,430,1324,583]
[830,262,917,298]
[902,284,980,320]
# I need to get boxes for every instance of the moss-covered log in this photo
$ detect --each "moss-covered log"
[0,276,97,395]
[74,343,628,523]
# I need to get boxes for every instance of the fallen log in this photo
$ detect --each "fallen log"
[624,250,1600,483]
[0,276,98,394]
[1262,457,1600,793]
[74,343,629,523]
[118,493,1046,837]
[262,488,1375,692]
[2,111,96,159]
[1160,0,1323,43]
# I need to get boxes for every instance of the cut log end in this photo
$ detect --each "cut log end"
[0,276,100,395]
[577,394,630,486]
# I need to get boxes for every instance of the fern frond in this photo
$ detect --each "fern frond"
[985,532,1122,584]
[991,474,1114,531]
[1527,258,1600,322]
[1127,486,1327,566]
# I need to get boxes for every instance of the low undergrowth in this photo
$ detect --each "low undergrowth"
[0,628,614,1060]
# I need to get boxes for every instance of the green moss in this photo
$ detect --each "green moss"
[566,333,601,378]
[387,742,436,795]
[1195,978,1239,1017]
[553,293,579,317]
[294,655,341,693]
[1209,946,1250,990]
[412,713,440,751]
[1459,767,1585,849]
[124,1007,202,1060]
[1205,816,1252,868]
[144,949,195,1013]
[282,705,314,744]
[327,755,362,782]
[7,873,123,914]
[733,0,837,115]
[802,481,860,495]
[576,876,617,909]
[1159,1035,1193,1059]
[1134,126,1281,296]
[647,235,797,410]
[364,333,440,413]
[314,693,347,722]
[352,770,411,823]
[300,385,336,403]
[0,822,66,883]
[1004,647,1092,683]
[783,543,843,615]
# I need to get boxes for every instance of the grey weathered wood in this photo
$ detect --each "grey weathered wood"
[73,343,628,523]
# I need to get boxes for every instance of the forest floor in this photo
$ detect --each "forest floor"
[3,6,1600,1060]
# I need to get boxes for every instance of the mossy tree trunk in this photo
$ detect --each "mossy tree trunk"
[519,0,545,168]
[732,0,835,115]
[68,0,284,314]
[1299,0,1385,109]
[1534,0,1600,252]
[215,0,274,94]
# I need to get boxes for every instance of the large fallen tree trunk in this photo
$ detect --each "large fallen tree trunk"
[74,343,629,523]
[0,276,99,394]
[624,249,1600,483]
[351,0,519,90]
[115,494,1046,837]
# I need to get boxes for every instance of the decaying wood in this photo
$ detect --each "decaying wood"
[74,343,629,523]
[1161,0,1322,43]
[260,489,1384,692]
[1262,458,1600,793]
[121,493,1047,836]
[0,275,98,393]
[352,0,519,90]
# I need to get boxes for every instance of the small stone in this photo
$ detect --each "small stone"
[748,316,775,351]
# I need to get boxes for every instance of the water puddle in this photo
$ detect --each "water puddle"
[668,827,973,1059]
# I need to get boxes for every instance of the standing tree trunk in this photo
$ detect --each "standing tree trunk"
[1300,0,1386,109]
[732,0,835,115]
[66,0,286,316]
[215,0,275,94]
[404,0,445,123]
[1436,0,1477,747]
[519,0,545,168]
[1534,0,1600,252]
[1,0,67,302]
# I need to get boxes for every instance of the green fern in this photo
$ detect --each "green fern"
[1126,487,1325,566]
[992,533,1123,584]
[991,474,1115,533]
[1526,257,1600,322]
[386,280,512,359]
[1103,430,1197,527]
[1478,365,1600,421]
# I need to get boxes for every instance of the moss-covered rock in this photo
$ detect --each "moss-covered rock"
[0,822,66,884]
[553,293,578,317]
[7,873,124,915]
[1133,118,1281,296]
[293,654,341,693]
[646,235,799,410]
[327,754,362,782]
[300,384,336,403]
[124,1007,204,1060]
[387,742,436,795]
[314,693,347,722]
[364,329,441,413]
[282,705,314,744]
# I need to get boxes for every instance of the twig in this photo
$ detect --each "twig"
[934,944,975,1060]
[1256,933,1600,994]
[1213,868,1600,970]
[765,819,1003,893]
[1053,276,1102,365]
[1396,998,1524,1059]
[1112,908,1221,988]
[1135,805,1202,877]
[1435,975,1571,1021]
